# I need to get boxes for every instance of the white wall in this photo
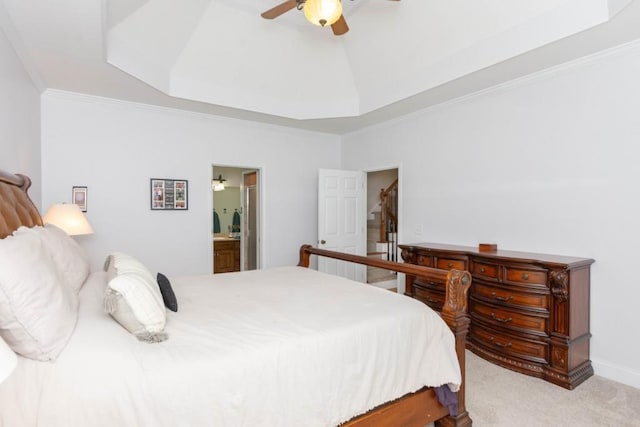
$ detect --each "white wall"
[342,42,640,389]
[0,25,41,205]
[41,91,341,276]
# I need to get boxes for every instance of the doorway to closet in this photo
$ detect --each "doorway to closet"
[212,165,261,274]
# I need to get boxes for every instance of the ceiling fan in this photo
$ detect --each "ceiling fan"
[261,0,400,36]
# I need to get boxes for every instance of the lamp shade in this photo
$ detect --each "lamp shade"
[43,204,94,236]
[0,336,17,384]
[304,0,342,27]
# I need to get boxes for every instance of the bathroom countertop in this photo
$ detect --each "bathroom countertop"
[212,234,240,242]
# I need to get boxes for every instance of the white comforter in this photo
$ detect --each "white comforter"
[0,266,461,427]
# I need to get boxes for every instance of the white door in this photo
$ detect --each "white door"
[318,169,366,282]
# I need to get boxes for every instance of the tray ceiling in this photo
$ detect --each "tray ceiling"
[2,0,639,133]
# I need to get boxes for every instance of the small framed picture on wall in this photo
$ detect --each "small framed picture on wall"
[72,186,88,212]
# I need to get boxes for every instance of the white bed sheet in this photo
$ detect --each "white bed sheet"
[0,266,461,427]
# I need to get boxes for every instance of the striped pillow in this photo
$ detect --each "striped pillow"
[103,253,167,343]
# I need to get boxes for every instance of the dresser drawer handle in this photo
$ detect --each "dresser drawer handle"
[447,262,454,268]
[490,313,512,323]
[490,337,512,348]
[522,273,529,280]
[480,267,486,273]
[491,292,513,302]
[425,296,439,304]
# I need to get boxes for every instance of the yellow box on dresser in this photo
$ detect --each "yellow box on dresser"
[399,242,594,390]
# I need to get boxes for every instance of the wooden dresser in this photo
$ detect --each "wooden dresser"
[399,242,594,389]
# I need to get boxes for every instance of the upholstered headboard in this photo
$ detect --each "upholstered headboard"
[0,170,43,239]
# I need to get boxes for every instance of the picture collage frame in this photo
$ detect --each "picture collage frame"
[150,179,188,210]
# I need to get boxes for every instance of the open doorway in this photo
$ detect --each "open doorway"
[366,168,399,290]
[212,165,261,274]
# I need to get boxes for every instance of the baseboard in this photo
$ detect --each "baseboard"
[591,358,640,390]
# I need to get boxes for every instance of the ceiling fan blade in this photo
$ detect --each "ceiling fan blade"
[261,0,298,19]
[331,15,349,36]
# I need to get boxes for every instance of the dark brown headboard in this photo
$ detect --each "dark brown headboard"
[0,170,43,239]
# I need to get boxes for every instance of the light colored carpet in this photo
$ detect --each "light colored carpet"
[465,351,640,426]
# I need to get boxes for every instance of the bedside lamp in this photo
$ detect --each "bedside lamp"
[43,203,94,236]
[0,336,17,384]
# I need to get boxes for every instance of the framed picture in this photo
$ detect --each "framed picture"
[72,186,88,212]
[150,179,188,210]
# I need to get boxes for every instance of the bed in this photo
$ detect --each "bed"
[0,169,472,427]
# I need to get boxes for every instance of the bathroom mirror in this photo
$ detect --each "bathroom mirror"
[213,187,241,234]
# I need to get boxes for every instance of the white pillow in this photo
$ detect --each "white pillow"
[14,225,90,294]
[104,253,167,343]
[0,230,79,361]
[105,252,156,285]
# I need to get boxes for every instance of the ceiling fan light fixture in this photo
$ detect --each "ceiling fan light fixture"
[212,174,227,191]
[303,0,342,27]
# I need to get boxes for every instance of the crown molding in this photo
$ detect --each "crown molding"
[42,89,339,139]
[346,37,640,137]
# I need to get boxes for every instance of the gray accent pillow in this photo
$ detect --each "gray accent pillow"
[157,273,178,312]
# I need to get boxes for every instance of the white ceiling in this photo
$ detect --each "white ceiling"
[2,0,640,134]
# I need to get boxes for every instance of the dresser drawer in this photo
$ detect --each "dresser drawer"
[505,267,547,286]
[412,285,444,310]
[436,257,466,270]
[474,282,549,311]
[416,254,433,267]
[470,299,547,336]
[470,323,548,364]
[414,276,444,290]
[472,261,500,280]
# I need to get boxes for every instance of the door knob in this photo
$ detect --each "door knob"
[319,240,326,245]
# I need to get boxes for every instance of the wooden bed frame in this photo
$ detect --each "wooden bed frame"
[0,170,43,238]
[0,170,472,426]
[299,246,472,427]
